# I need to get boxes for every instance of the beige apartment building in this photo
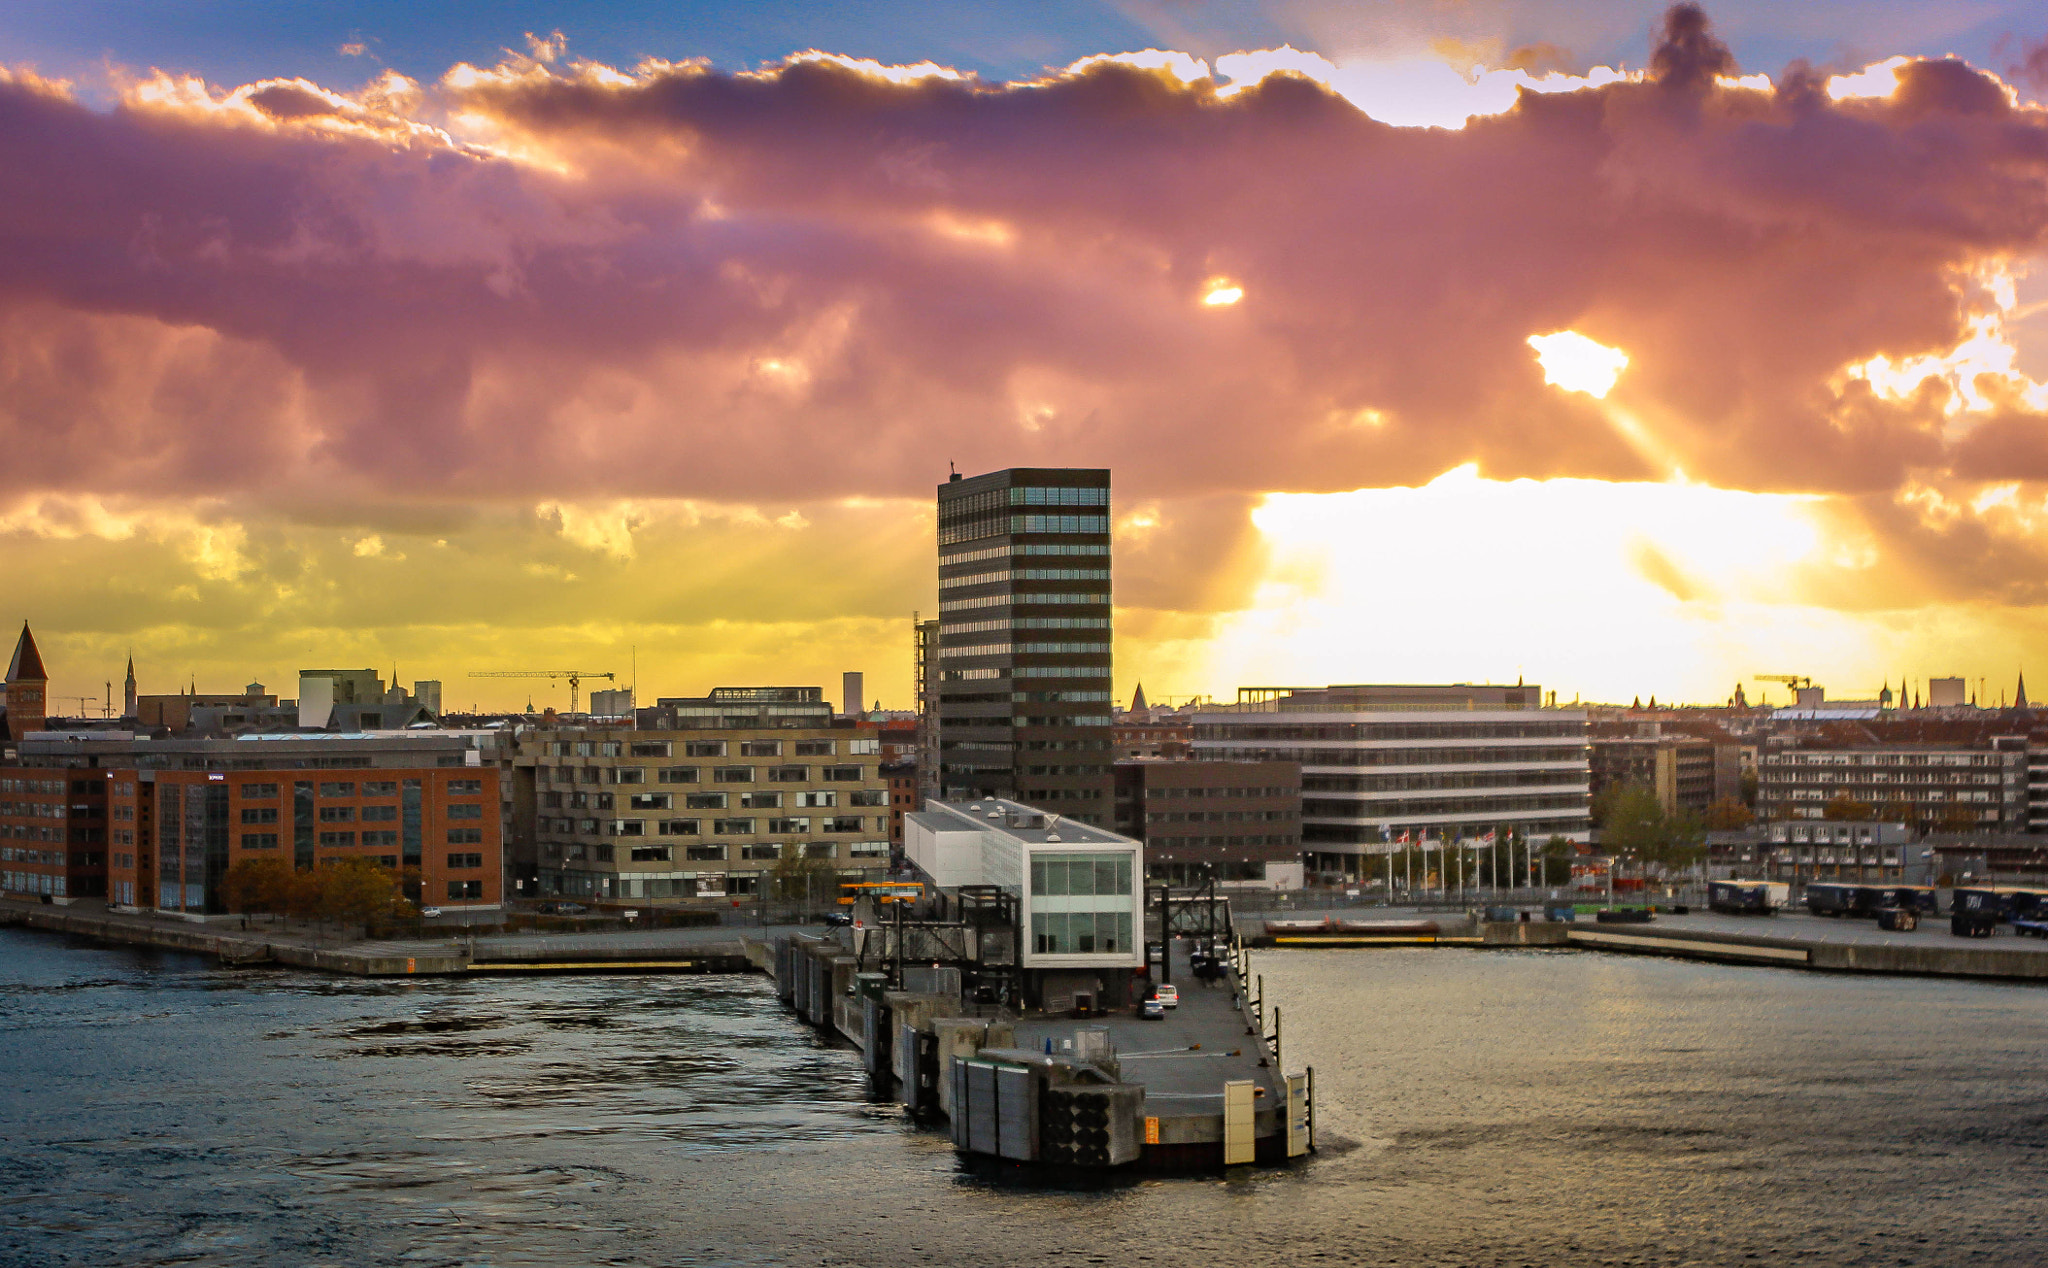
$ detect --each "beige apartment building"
[509,726,892,902]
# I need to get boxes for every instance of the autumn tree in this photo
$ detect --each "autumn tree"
[1822,792,1877,821]
[1937,803,1983,833]
[223,856,294,920]
[1703,797,1753,831]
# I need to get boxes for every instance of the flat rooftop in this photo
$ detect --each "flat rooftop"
[915,797,1137,846]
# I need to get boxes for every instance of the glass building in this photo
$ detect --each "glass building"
[936,467,1114,824]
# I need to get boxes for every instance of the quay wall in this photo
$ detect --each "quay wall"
[0,904,469,975]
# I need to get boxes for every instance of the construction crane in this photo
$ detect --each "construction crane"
[468,669,615,715]
[1754,674,1810,706]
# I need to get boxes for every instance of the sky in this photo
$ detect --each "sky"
[7,2,2048,713]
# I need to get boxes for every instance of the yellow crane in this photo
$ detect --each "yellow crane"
[468,669,615,715]
[1754,674,1810,706]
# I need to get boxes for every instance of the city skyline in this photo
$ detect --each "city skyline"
[11,5,2048,710]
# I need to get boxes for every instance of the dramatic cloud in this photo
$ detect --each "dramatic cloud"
[8,5,2048,704]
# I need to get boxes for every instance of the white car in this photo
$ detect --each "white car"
[419,907,443,918]
[1155,984,1180,1009]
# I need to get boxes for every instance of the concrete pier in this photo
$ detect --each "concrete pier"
[773,928,1308,1172]
[1243,906,2048,981]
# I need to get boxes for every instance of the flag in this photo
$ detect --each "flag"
[1480,830,1495,844]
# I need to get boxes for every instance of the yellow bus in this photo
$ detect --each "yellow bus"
[838,880,923,906]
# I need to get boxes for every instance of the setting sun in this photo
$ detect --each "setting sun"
[1527,330,1630,398]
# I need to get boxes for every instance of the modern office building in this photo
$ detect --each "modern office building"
[1191,683,1591,878]
[505,721,890,902]
[936,467,1114,823]
[904,796,1143,1012]
[1112,759,1302,888]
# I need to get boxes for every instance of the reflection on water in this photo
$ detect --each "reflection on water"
[3,931,2046,1266]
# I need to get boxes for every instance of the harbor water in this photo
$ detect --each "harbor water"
[3,928,2045,1266]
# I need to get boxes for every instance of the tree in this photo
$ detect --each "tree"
[1937,803,1982,832]
[1739,770,1759,809]
[1823,792,1876,821]
[1877,796,1914,826]
[319,858,409,929]
[1703,797,1753,831]
[771,850,837,905]
[223,857,294,919]
[1594,784,1705,870]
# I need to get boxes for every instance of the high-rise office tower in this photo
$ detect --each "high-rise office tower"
[936,467,1114,823]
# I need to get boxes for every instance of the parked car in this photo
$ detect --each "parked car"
[823,912,854,927]
[418,907,442,918]
[537,901,587,915]
[1140,997,1166,1020]
[1155,984,1179,1009]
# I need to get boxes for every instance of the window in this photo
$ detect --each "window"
[361,780,397,796]
[361,804,398,822]
[242,783,279,799]
[685,844,726,861]
[1031,911,1132,955]
[659,818,700,835]
[713,818,756,835]
[448,779,484,795]
[848,789,886,807]
[685,740,727,757]
[824,816,864,833]
[612,820,645,837]
[446,852,484,869]
[613,767,645,785]
[318,782,355,797]
[447,802,484,820]
[794,740,835,757]
[850,841,889,858]
[240,832,279,850]
[739,791,782,809]
[847,738,880,755]
[629,846,671,862]
[659,767,699,784]
[741,842,781,860]
[318,806,355,823]
[713,767,755,783]
[767,817,811,834]
[741,740,781,757]
[447,828,484,844]
[361,830,399,847]
[768,765,810,782]
[802,842,837,859]
[318,831,356,847]
[1030,852,1133,896]
[628,793,672,810]
[823,766,863,781]
[631,741,672,758]
[795,791,837,808]
[240,807,279,825]
[447,879,483,900]
[685,792,728,810]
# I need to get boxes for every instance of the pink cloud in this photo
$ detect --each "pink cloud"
[0,4,2045,594]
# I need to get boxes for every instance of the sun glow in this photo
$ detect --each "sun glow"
[1188,468,1855,705]
[1202,281,1244,306]
[1527,331,1629,398]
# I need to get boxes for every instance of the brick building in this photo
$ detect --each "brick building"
[1112,759,1303,888]
[101,767,502,915]
[0,767,108,902]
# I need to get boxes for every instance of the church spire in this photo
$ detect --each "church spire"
[1131,682,1149,713]
[5,621,50,737]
